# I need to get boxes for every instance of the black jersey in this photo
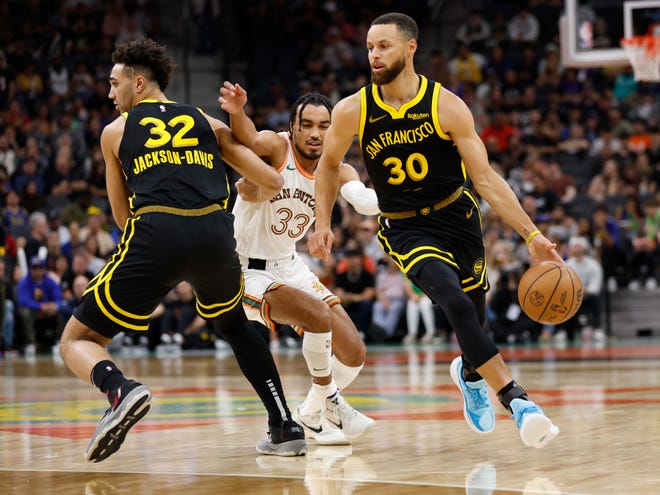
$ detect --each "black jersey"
[119,100,230,211]
[358,76,465,213]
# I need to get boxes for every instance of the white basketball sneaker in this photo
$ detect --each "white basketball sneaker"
[324,392,375,441]
[292,403,350,446]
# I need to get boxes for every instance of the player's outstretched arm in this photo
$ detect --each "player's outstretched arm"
[218,81,285,164]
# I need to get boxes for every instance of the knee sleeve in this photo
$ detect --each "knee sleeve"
[302,331,332,378]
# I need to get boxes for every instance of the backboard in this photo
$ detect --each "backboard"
[561,0,660,68]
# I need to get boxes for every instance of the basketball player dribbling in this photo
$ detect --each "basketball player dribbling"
[309,12,562,448]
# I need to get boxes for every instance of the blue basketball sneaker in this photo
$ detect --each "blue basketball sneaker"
[510,398,559,448]
[450,356,495,433]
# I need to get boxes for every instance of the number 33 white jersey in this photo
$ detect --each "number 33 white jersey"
[232,132,315,260]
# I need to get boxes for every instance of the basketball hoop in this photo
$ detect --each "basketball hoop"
[620,35,660,82]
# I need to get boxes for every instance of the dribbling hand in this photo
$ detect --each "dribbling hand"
[527,233,563,264]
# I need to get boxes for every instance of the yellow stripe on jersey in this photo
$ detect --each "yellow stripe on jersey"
[371,76,428,119]
[431,82,451,140]
[358,87,368,149]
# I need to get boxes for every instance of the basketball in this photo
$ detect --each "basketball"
[517,261,584,325]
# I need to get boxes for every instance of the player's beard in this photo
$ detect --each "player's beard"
[294,139,322,161]
[371,55,406,85]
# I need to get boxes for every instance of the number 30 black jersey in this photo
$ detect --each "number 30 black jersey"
[358,76,465,213]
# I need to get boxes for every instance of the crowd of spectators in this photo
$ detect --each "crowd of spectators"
[0,1,658,354]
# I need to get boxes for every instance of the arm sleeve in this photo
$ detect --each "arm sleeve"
[340,180,380,216]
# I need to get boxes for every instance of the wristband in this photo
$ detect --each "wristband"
[525,229,541,245]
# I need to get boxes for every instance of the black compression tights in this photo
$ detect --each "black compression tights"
[211,307,291,426]
[409,260,499,375]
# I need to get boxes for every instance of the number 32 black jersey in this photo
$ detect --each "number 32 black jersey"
[119,100,230,211]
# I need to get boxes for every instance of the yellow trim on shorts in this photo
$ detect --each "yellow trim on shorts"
[81,217,152,330]
[196,276,244,319]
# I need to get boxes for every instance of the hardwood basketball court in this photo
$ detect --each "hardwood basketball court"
[1,339,657,494]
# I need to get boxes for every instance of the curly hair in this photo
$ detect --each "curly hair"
[111,39,176,91]
[288,92,333,133]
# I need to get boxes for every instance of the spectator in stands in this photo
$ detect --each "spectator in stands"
[58,272,89,323]
[592,203,628,290]
[17,255,63,355]
[556,237,605,344]
[542,161,577,205]
[587,158,624,204]
[354,218,383,266]
[371,256,407,341]
[0,135,18,176]
[0,258,15,353]
[629,197,660,290]
[455,10,491,54]
[79,206,115,257]
[332,245,375,340]
[507,7,540,45]
[480,112,516,153]
[488,268,542,344]
[20,211,50,270]
[449,42,486,86]
[82,235,107,275]
[2,189,29,239]
[59,247,95,299]
[403,278,437,344]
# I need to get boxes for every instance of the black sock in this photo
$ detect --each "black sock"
[497,380,528,412]
[461,357,483,382]
[213,317,291,426]
[91,360,126,397]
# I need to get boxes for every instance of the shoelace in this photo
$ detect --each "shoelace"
[466,382,489,410]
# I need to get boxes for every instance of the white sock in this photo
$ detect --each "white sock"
[331,355,363,390]
[301,381,337,415]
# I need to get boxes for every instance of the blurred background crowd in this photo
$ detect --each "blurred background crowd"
[0,0,658,355]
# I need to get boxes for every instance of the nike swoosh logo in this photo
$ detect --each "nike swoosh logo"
[466,206,475,219]
[368,114,387,123]
[312,367,328,372]
[300,420,323,434]
[286,165,295,170]
[326,417,343,429]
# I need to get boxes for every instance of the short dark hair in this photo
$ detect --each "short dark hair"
[371,12,418,41]
[289,92,333,131]
[112,39,176,91]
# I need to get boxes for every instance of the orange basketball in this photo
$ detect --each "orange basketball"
[517,261,584,325]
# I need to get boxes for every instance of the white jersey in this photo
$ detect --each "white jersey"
[233,132,315,259]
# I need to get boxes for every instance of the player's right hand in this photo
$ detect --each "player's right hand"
[218,81,247,114]
[528,233,563,264]
[308,228,334,261]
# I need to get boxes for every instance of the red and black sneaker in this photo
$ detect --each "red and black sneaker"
[84,380,152,462]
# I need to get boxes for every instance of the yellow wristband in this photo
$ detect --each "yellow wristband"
[525,229,541,245]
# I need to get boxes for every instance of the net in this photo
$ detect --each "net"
[620,36,660,82]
